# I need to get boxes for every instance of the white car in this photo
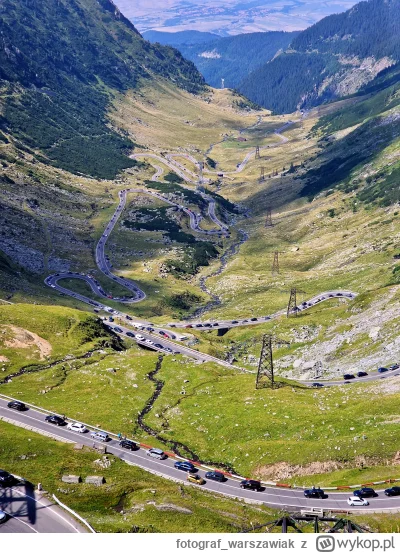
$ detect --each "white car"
[0,510,7,524]
[67,422,87,433]
[347,496,369,506]
[145,339,154,345]
[135,334,145,341]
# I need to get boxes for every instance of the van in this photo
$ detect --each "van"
[147,448,167,460]
[90,431,109,442]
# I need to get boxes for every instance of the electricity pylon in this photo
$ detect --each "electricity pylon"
[287,288,306,318]
[256,334,289,389]
[272,251,284,275]
[265,207,273,227]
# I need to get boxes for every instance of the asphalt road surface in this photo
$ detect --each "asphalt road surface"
[1,398,399,514]
[0,482,86,533]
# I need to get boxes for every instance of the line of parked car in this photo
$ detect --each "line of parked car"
[303,485,400,505]
[5,401,400,502]
[121,330,176,353]
[342,363,399,380]
[173,460,263,488]
[310,363,400,387]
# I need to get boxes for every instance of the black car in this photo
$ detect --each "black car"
[384,486,400,496]
[343,374,355,380]
[353,487,377,498]
[311,383,324,388]
[250,318,257,321]
[205,471,226,483]
[45,415,66,426]
[126,331,135,338]
[0,470,16,487]
[7,400,26,411]
[304,488,326,499]
[357,371,368,377]
[378,367,388,373]
[231,321,239,324]
[125,315,132,320]
[119,439,138,451]
[240,479,262,491]
[113,327,123,333]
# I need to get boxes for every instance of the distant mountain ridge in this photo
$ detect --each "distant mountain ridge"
[143,30,221,46]
[238,0,400,113]
[144,30,299,89]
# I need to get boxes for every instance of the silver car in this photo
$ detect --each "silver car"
[147,448,167,460]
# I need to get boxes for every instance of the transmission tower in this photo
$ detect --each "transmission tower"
[314,360,323,379]
[272,251,281,275]
[255,146,260,159]
[198,161,204,188]
[256,334,289,389]
[259,166,265,182]
[287,288,306,318]
[256,334,274,389]
[221,78,225,90]
[265,207,273,227]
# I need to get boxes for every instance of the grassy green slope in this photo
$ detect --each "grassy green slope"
[0,421,276,533]
[0,0,204,179]
[0,304,122,378]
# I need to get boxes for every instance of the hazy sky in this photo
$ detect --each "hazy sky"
[114,0,359,35]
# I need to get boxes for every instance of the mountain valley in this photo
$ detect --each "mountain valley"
[0,0,400,535]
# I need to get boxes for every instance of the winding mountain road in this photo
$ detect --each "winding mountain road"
[42,115,374,383]
[1,397,399,515]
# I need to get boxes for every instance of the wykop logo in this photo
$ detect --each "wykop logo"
[316,536,335,552]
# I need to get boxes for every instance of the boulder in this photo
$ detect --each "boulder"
[62,475,81,484]
[369,327,381,341]
[85,476,105,486]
